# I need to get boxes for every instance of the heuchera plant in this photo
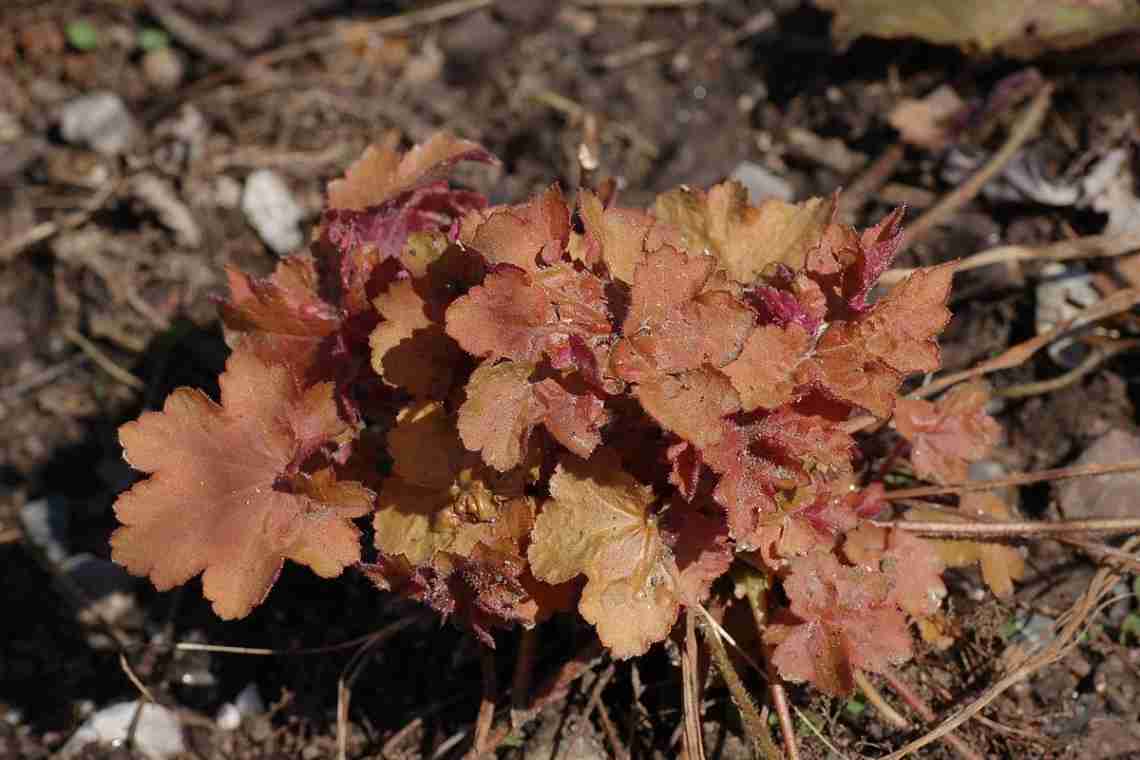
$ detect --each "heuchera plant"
[111,133,1007,697]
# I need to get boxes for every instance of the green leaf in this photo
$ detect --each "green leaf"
[138,27,170,52]
[65,20,100,51]
[844,695,866,716]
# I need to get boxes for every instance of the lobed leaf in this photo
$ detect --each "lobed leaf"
[446,265,556,362]
[764,552,913,695]
[844,524,947,617]
[328,132,496,211]
[370,277,466,399]
[653,181,835,283]
[895,381,1002,484]
[458,184,571,272]
[111,350,372,619]
[529,450,685,658]
[723,323,812,412]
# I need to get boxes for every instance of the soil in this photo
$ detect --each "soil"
[2,1,1140,759]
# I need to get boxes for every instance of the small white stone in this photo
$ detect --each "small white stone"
[62,701,185,759]
[215,703,242,732]
[242,170,305,255]
[215,682,265,730]
[59,92,138,156]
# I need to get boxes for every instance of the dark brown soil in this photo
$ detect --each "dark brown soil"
[3,2,1140,759]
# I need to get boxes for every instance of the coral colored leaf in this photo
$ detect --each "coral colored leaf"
[529,450,682,658]
[322,134,491,265]
[664,504,733,605]
[635,369,741,449]
[747,283,823,334]
[369,278,466,399]
[909,493,1025,598]
[573,190,658,282]
[111,350,371,619]
[219,256,342,379]
[220,257,341,338]
[666,440,703,502]
[807,208,907,315]
[895,381,1001,484]
[712,453,781,544]
[533,378,609,460]
[387,401,472,491]
[613,247,754,382]
[327,132,496,211]
[534,263,613,339]
[748,489,862,568]
[458,184,571,272]
[446,265,556,362]
[723,323,812,412]
[754,408,855,481]
[653,182,835,283]
[800,263,954,417]
[859,262,954,374]
[622,245,715,336]
[621,291,756,377]
[322,184,486,261]
[764,552,913,695]
[848,206,907,311]
[844,524,947,617]
[458,361,542,471]
[373,402,530,565]
[364,494,562,647]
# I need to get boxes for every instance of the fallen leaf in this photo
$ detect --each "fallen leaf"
[815,0,1140,59]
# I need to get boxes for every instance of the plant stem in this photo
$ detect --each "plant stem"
[702,619,784,760]
[510,627,538,728]
[682,611,707,760]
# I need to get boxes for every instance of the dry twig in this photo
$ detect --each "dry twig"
[883,457,1140,502]
[62,326,144,390]
[682,611,707,760]
[897,84,1053,254]
[880,229,1140,286]
[584,663,627,760]
[997,339,1140,399]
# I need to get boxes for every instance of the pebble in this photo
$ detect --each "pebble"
[61,701,185,759]
[19,495,70,564]
[142,47,184,92]
[1058,430,1140,520]
[59,92,138,155]
[729,161,794,202]
[1034,262,1100,367]
[215,682,265,731]
[242,169,305,255]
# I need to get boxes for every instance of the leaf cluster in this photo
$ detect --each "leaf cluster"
[111,134,1002,696]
